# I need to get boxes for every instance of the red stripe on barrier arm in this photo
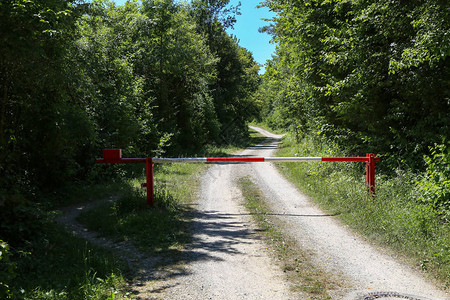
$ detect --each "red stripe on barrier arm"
[322,157,369,162]
[206,157,265,163]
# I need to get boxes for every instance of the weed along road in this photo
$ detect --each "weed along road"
[159,126,448,300]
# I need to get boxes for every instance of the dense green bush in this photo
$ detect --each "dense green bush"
[416,143,450,222]
[0,240,17,299]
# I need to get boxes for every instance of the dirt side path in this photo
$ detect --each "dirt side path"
[55,198,186,299]
[244,126,448,300]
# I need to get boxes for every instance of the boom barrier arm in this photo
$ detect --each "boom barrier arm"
[96,149,380,205]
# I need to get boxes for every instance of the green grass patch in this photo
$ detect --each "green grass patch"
[237,176,344,299]
[6,226,130,299]
[275,133,450,289]
[78,163,200,255]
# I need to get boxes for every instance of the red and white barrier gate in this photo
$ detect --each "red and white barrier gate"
[96,149,380,205]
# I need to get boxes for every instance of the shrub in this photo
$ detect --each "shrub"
[0,240,21,299]
[416,143,450,222]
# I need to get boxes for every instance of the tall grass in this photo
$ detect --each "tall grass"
[276,133,449,288]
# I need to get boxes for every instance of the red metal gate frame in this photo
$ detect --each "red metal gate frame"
[96,149,380,205]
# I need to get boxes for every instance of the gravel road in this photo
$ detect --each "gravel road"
[161,126,448,299]
[57,126,448,299]
[160,150,293,299]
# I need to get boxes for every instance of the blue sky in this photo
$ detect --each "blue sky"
[110,0,276,73]
[225,1,276,73]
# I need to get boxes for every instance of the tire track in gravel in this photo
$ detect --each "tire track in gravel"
[242,126,448,300]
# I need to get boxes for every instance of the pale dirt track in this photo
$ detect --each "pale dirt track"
[57,127,449,299]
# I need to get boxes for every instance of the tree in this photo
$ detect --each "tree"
[260,0,449,168]
[0,0,89,192]
[190,0,260,144]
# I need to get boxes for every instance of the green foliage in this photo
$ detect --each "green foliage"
[259,0,449,170]
[190,0,261,144]
[17,227,128,299]
[0,224,128,299]
[0,0,259,194]
[0,0,88,192]
[0,240,18,299]
[416,143,450,222]
[136,0,222,149]
[0,194,50,249]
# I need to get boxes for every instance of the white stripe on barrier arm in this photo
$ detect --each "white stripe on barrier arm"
[264,157,322,162]
[153,157,207,163]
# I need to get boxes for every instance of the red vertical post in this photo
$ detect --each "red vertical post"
[146,157,155,206]
[366,153,376,196]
